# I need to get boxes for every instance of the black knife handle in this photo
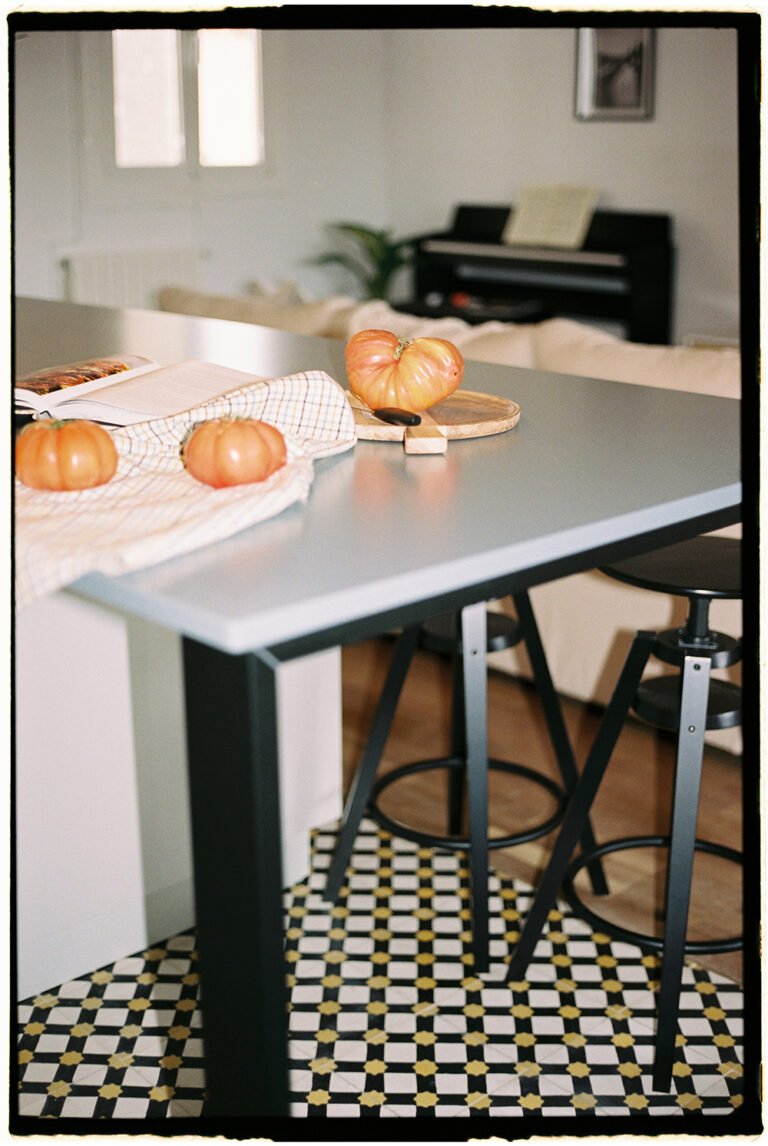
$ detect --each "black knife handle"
[373,408,422,427]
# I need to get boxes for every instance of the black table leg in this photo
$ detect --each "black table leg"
[182,638,289,1118]
[461,602,490,973]
[507,631,656,981]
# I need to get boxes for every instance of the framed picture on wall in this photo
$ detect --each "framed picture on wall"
[575,28,655,121]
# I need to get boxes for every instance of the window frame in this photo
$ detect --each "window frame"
[78,28,274,210]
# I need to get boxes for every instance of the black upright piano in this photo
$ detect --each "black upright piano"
[398,204,675,344]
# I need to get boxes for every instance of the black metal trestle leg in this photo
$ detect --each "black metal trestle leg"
[324,625,422,901]
[652,654,711,1091]
[461,602,490,972]
[447,649,467,835]
[507,631,656,982]
[513,591,609,896]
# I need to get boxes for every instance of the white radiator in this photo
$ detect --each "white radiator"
[60,246,203,309]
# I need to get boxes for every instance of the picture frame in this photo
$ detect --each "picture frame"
[575,28,655,121]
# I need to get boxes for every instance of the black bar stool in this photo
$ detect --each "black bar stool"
[324,589,607,973]
[506,535,742,1092]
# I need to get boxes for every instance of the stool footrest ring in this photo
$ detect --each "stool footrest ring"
[561,835,743,954]
[367,756,567,853]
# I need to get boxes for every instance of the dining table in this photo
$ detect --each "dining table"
[13,296,742,1123]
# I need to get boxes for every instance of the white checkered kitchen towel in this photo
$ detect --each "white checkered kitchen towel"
[15,370,356,609]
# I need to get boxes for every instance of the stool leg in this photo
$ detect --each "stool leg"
[461,602,490,973]
[507,631,656,982]
[324,625,422,901]
[652,654,711,1092]
[513,591,608,896]
[447,646,467,835]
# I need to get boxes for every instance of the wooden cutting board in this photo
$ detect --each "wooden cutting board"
[348,390,521,454]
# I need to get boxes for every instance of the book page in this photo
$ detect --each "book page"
[14,355,157,410]
[502,186,600,249]
[60,360,264,420]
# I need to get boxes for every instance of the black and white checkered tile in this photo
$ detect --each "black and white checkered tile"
[17,820,745,1122]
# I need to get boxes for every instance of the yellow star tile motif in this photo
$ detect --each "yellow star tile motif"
[695,980,717,994]
[641,953,661,968]
[605,1003,632,1021]
[718,1061,743,1079]
[618,1061,642,1078]
[285,927,302,941]
[287,905,308,919]
[417,888,434,900]
[571,1093,598,1109]
[330,905,349,919]
[182,972,199,986]
[567,1061,591,1078]
[558,1005,581,1020]
[142,948,166,961]
[376,846,395,859]
[322,973,343,990]
[466,1092,492,1110]
[307,1089,330,1106]
[562,1032,586,1048]
[366,1001,388,1016]
[90,970,113,984]
[548,909,564,922]
[412,907,435,921]
[119,1025,142,1039]
[508,980,529,993]
[714,1034,735,1048]
[285,950,300,964]
[510,1003,533,1019]
[503,930,521,944]
[676,1093,703,1111]
[168,1025,191,1040]
[413,1031,437,1046]
[414,1059,437,1077]
[364,1059,386,1076]
[596,954,617,968]
[108,1052,134,1070]
[415,929,435,943]
[501,908,521,922]
[137,972,157,986]
[160,1055,183,1070]
[415,977,436,991]
[416,866,433,878]
[591,932,612,944]
[461,976,484,992]
[463,1003,485,1019]
[555,978,577,993]
[127,998,150,1012]
[374,887,392,899]
[371,928,392,942]
[366,975,390,990]
[612,1033,635,1048]
[33,994,58,1009]
[316,1029,338,1044]
[370,952,390,965]
[547,930,568,944]
[98,1083,122,1101]
[324,950,346,964]
[731,1095,744,1108]
[552,953,572,967]
[359,1090,386,1107]
[80,998,103,1011]
[412,1001,438,1018]
[624,1093,649,1110]
[415,952,436,965]
[414,1092,438,1108]
[515,1060,540,1078]
[18,1050,34,1066]
[703,1006,727,1021]
[311,1057,336,1074]
[601,978,623,993]
[465,1060,488,1077]
[672,1062,692,1077]
[45,1080,70,1099]
[327,927,347,941]
[364,1029,387,1045]
[318,1001,341,1016]
[518,1093,543,1110]
[463,1031,487,1047]
[23,1023,45,1037]
[176,999,196,1012]
[514,1032,536,1047]
[377,867,394,879]
[149,1086,175,1102]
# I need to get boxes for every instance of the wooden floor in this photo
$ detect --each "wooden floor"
[340,636,744,984]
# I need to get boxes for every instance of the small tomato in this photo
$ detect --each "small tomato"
[182,417,287,488]
[15,419,118,491]
[345,328,464,412]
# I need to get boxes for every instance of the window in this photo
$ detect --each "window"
[110,28,264,171]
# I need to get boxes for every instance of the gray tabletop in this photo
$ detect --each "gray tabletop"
[15,298,741,654]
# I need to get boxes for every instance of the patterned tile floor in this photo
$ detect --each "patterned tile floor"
[16,820,755,1131]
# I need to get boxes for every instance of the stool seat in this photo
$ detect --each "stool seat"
[601,535,741,599]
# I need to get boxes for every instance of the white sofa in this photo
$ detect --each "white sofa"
[158,286,743,755]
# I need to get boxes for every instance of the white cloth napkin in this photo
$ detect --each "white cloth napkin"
[15,370,356,609]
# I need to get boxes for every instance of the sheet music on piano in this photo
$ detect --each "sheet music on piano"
[502,185,601,250]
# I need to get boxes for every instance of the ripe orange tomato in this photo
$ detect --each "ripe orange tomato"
[345,328,464,413]
[182,417,287,488]
[15,419,118,490]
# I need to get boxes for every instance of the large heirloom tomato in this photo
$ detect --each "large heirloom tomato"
[182,417,287,488]
[345,328,464,412]
[15,419,118,490]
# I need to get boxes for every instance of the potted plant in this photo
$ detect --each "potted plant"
[309,222,412,301]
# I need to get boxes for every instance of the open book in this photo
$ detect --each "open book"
[14,355,266,426]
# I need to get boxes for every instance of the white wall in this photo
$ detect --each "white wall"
[13,24,741,341]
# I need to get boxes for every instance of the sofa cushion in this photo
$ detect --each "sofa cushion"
[157,287,357,339]
[346,300,536,368]
[532,318,740,399]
